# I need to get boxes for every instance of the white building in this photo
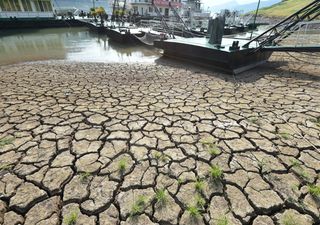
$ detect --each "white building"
[0,0,54,19]
[129,0,182,17]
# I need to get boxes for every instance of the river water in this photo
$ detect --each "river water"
[0,27,161,65]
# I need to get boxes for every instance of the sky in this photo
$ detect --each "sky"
[52,0,281,13]
[201,0,281,12]
[202,0,273,7]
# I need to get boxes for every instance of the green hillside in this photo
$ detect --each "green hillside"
[257,0,313,17]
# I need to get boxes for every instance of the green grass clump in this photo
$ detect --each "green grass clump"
[195,179,205,192]
[186,205,201,218]
[290,159,301,168]
[130,195,147,217]
[279,132,291,140]
[280,211,300,225]
[209,165,223,181]
[155,188,168,205]
[0,164,13,172]
[290,160,310,181]
[248,117,260,125]
[118,158,127,173]
[308,185,320,198]
[79,172,91,183]
[177,177,184,184]
[153,152,169,163]
[195,194,205,208]
[200,138,221,156]
[0,138,14,148]
[208,144,221,156]
[63,210,78,225]
[216,215,229,225]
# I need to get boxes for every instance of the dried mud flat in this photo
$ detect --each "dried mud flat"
[0,53,319,225]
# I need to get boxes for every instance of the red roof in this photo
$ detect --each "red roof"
[153,0,182,8]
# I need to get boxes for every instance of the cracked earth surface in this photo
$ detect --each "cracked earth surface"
[0,55,319,225]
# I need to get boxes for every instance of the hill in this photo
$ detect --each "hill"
[257,0,313,17]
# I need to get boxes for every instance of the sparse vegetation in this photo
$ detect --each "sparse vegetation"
[63,210,79,225]
[153,152,169,163]
[195,194,205,208]
[195,179,205,192]
[208,143,221,156]
[209,165,223,181]
[0,163,13,172]
[186,205,201,218]
[155,188,168,205]
[248,117,260,125]
[130,195,147,217]
[216,215,229,225]
[290,159,301,168]
[256,0,313,17]
[118,158,127,173]
[200,138,221,156]
[79,171,91,183]
[0,137,14,148]
[280,211,300,225]
[278,132,291,140]
[290,160,310,181]
[177,177,184,184]
[308,185,320,198]
[199,137,214,145]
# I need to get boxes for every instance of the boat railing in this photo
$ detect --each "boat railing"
[0,11,54,19]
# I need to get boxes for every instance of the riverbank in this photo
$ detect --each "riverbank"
[0,56,319,225]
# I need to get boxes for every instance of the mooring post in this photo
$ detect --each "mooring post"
[208,15,225,47]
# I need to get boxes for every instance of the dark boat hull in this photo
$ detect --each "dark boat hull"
[106,29,143,44]
[154,40,272,74]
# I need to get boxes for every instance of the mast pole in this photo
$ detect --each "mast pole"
[250,0,261,39]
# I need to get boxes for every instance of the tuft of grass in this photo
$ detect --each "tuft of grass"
[0,163,13,172]
[278,132,291,140]
[208,143,221,156]
[199,137,215,145]
[155,188,168,205]
[290,159,301,168]
[186,205,201,218]
[130,195,147,217]
[118,158,127,173]
[309,117,320,125]
[79,171,91,183]
[153,152,169,163]
[195,179,205,192]
[0,138,14,148]
[177,177,184,184]
[216,215,229,225]
[209,165,223,181]
[290,160,310,181]
[308,185,320,198]
[248,117,260,125]
[63,210,78,225]
[280,211,299,225]
[195,194,205,208]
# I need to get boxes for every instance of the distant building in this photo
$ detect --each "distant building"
[182,0,209,18]
[0,0,54,19]
[129,0,182,17]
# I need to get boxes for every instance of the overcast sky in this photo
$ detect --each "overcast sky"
[202,0,272,7]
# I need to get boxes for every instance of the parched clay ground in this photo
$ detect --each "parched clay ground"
[0,54,319,225]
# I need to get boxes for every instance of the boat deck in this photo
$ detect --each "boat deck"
[164,37,260,51]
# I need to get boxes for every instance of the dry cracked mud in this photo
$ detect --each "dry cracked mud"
[0,54,319,225]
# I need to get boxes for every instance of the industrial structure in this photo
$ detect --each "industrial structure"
[130,0,182,17]
[0,0,54,19]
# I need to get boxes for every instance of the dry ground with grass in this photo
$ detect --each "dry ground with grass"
[0,53,319,225]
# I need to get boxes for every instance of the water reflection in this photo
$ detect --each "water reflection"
[0,27,161,65]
